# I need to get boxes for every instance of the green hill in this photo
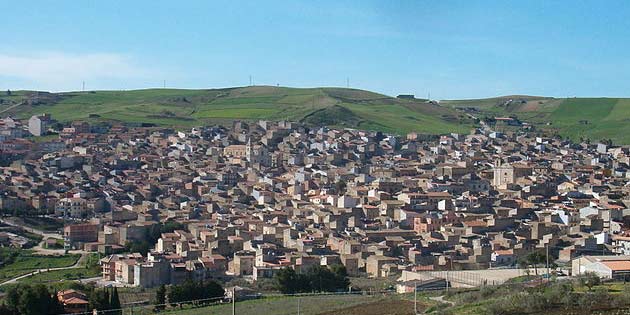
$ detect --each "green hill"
[442,96,630,144]
[0,86,472,135]
[6,87,630,143]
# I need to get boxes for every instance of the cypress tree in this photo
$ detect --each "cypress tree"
[110,287,121,315]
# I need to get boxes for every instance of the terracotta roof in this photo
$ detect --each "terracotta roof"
[494,249,514,255]
[64,297,89,305]
[602,260,630,271]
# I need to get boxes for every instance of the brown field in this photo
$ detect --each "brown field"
[317,298,421,315]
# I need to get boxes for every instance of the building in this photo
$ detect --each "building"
[493,162,532,187]
[28,114,51,136]
[366,255,398,278]
[56,198,88,218]
[134,254,171,288]
[572,255,630,280]
[57,290,89,314]
[64,223,99,245]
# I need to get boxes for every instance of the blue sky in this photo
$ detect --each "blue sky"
[1,1,629,99]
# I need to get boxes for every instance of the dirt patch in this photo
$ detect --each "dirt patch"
[317,298,421,315]
[518,100,542,112]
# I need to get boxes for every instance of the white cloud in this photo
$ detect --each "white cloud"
[0,52,154,91]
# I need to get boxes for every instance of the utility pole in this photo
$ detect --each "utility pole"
[297,297,301,315]
[346,77,350,88]
[163,80,166,88]
[446,269,449,292]
[249,75,253,86]
[232,287,236,315]
[414,281,417,315]
[82,81,85,92]
[546,243,550,277]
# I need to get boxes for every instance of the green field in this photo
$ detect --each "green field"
[17,253,100,284]
[0,249,80,284]
[3,86,473,135]
[442,96,630,144]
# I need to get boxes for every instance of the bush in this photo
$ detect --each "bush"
[543,281,573,305]
[274,265,349,294]
[577,272,601,291]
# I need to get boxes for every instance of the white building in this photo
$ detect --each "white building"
[28,114,51,136]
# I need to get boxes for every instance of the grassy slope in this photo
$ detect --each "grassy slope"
[4,86,472,135]
[0,250,80,283]
[442,96,630,144]
[17,253,101,284]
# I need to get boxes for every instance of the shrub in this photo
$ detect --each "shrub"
[577,272,601,291]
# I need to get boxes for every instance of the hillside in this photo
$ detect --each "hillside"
[0,86,473,135]
[442,96,630,144]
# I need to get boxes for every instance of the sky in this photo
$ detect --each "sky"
[1,0,629,99]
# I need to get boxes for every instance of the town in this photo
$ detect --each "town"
[1,111,630,313]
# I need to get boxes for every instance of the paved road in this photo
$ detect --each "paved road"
[0,253,88,286]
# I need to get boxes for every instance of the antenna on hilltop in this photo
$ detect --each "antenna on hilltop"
[82,81,85,92]
[249,75,253,86]
[346,77,350,88]
[163,80,166,89]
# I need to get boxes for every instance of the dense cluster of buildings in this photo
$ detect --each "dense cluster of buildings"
[3,114,630,288]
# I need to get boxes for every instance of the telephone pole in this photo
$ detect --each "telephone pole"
[232,287,236,315]
[414,281,418,314]
[546,243,550,277]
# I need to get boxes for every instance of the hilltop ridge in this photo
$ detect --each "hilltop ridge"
[0,86,472,135]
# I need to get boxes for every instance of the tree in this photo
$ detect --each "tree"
[518,252,547,276]
[168,280,224,308]
[274,265,350,294]
[155,285,166,311]
[330,264,351,289]
[0,303,12,315]
[335,180,347,195]
[201,280,225,301]
[50,292,65,315]
[3,284,59,315]
[168,284,184,308]
[109,287,121,315]
[88,288,110,311]
[6,90,11,96]
[275,267,299,294]
[5,284,20,313]
[125,240,150,256]
[578,272,601,291]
